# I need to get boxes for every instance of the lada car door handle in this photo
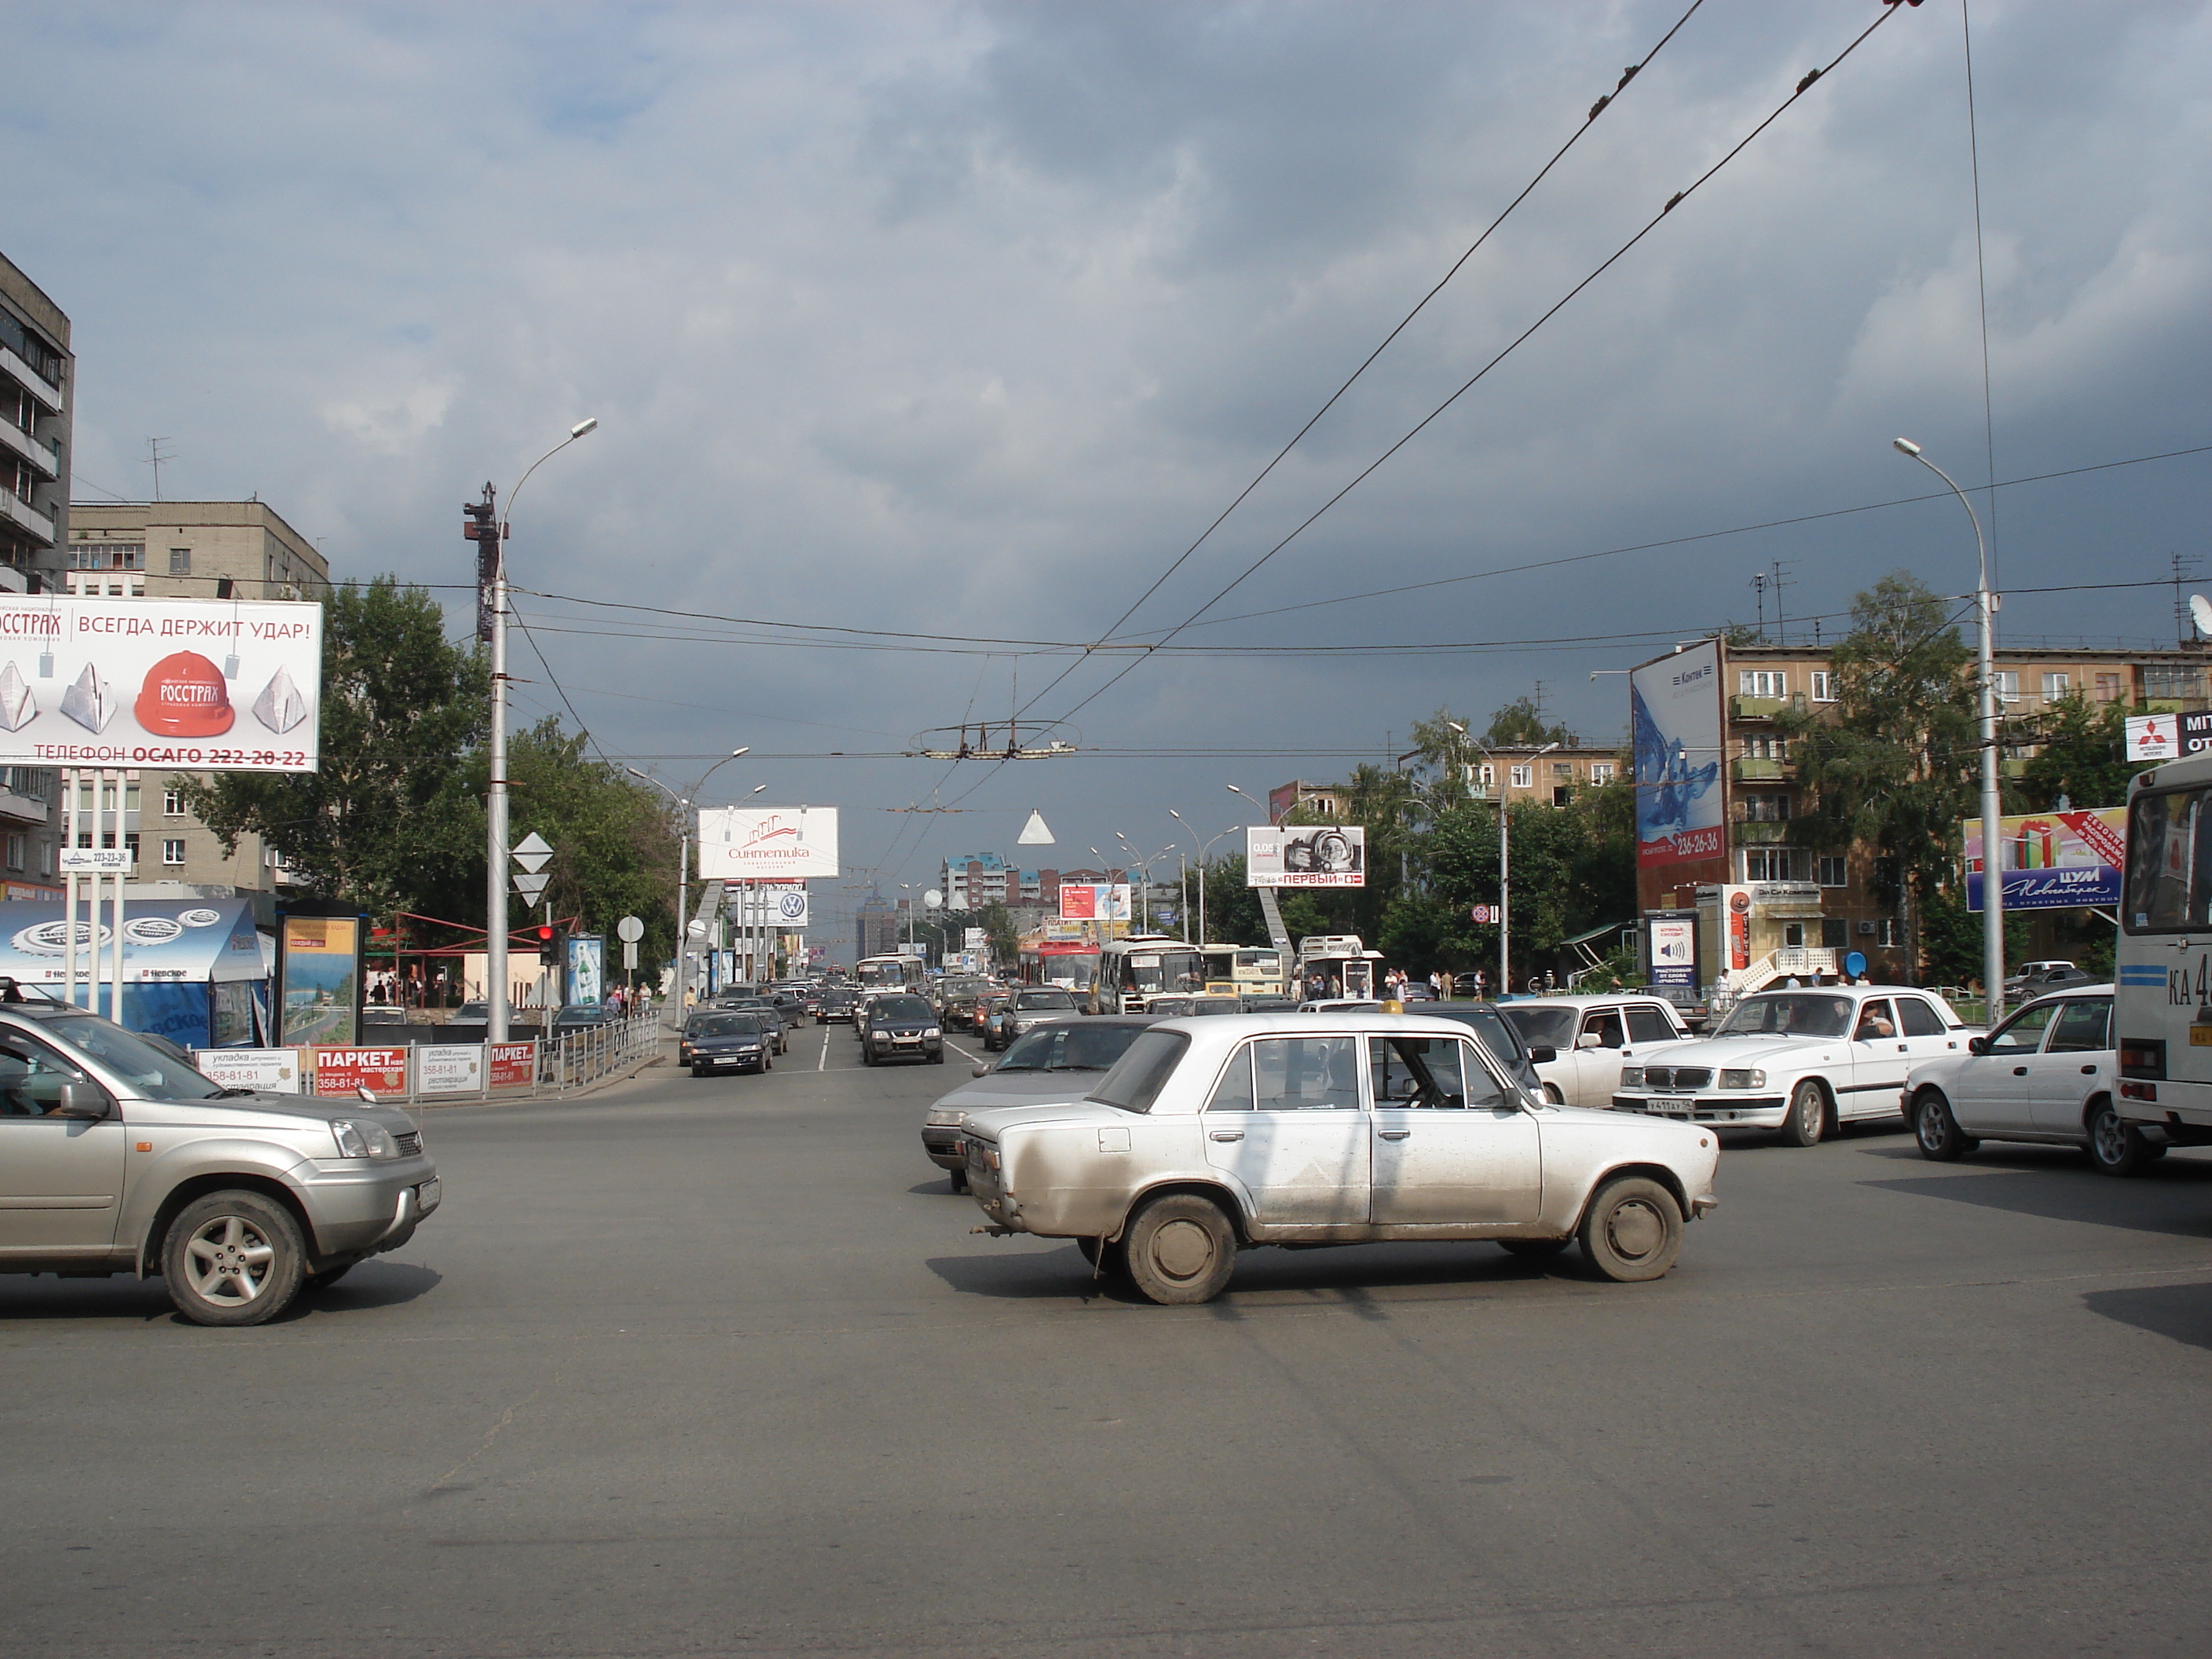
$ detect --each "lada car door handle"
[1377,1128,1412,1141]
[1209,1129,1244,1142]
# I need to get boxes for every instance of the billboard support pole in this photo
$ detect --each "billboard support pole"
[61,767,79,1009]
[1895,440,2004,1018]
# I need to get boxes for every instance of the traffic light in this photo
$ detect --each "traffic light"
[463,484,500,643]
[534,925,556,949]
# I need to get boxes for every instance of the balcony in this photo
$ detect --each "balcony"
[0,419,60,480]
[0,490,54,547]
[1730,694,1793,721]
[0,782,47,825]
[0,343,64,413]
[1732,757,1793,782]
[1733,819,1791,846]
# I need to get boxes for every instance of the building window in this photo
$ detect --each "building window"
[1743,734,1788,760]
[169,548,192,575]
[2042,672,2070,700]
[1739,670,1788,698]
[1510,764,1533,789]
[1994,671,2020,703]
[1818,855,1848,888]
[1551,786,1573,808]
[1744,849,1795,881]
[1809,670,1837,703]
[1877,918,1902,947]
[1741,793,1791,822]
[163,788,185,816]
[1588,763,1614,785]
[4,834,20,870]
[162,838,186,866]
[68,541,146,570]
[1551,762,1573,780]
[38,839,52,876]
[1473,763,1495,787]
[2140,664,2204,702]
[2094,672,2125,704]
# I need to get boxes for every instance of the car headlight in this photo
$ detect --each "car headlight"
[1619,1067,1644,1088]
[925,1108,963,1126]
[925,1027,942,1038]
[329,1119,398,1159]
[1719,1068,1766,1090]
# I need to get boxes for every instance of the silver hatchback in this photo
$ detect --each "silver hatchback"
[0,1003,439,1326]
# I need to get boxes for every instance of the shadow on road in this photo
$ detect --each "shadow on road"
[0,1258,442,1323]
[2083,1280,2212,1351]
[1862,1157,2212,1240]
[926,1240,1584,1307]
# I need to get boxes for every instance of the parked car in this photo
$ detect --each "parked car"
[1239,994,1298,1013]
[1298,999,1383,1014]
[2003,961,2095,1000]
[921,1015,1163,1188]
[1903,987,2147,1170]
[1393,982,1437,1002]
[1609,985,1972,1145]
[445,1002,520,1031]
[361,1006,407,1027]
[983,987,1082,1051]
[1416,1000,1545,1097]
[550,1003,615,1034]
[816,987,858,1024]
[1493,994,1693,1107]
[1146,996,1243,1017]
[860,993,944,1066]
[959,1012,1720,1303]
[0,1002,440,1326]
[688,1012,775,1076]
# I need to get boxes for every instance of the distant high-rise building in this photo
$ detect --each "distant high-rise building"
[855,894,898,960]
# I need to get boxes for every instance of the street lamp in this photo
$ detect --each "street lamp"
[1168,808,1241,947]
[1115,832,1177,931]
[1895,436,2005,1018]
[627,752,751,1016]
[486,417,598,1042]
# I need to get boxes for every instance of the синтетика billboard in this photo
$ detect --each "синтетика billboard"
[696,806,839,881]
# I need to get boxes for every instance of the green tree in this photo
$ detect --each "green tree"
[183,577,489,917]
[2019,692,2147,811]
[1482,694,1573,749]
[980,902,1021,971]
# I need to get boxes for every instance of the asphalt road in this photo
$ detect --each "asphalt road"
[8,1021,2212,1657]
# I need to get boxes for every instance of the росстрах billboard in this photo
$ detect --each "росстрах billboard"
[0,597,321,771]
[1633,640,1724,868]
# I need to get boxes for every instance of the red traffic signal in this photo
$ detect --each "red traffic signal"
[534,925,556,947]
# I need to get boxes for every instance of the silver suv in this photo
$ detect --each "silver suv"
[0,1000,440,1326]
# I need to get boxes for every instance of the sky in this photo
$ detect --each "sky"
[7,0,2210,945]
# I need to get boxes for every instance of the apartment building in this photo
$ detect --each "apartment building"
[65,500,331,896]
[1459,743,1624,808]
[1633,637,2209,990]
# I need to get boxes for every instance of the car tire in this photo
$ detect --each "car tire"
[1541,1084,1566,1105]
[1778,1080,1829,1148]
[1913,1088,1976,1161]
[303,1263,353,1292]
[161,1191,308,1328]
[2087,1100,2159,1177]
[1577,1176,1685,1283]
[764,1053,772,1071]
[1122,1193,1238,1305]
[1498,1236,1571,1260]
[930,1049,946,1064]
[948,1166,969,1193]
[691,1064,706,1077]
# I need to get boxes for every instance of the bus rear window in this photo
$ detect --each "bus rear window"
[2126,787,2212,931]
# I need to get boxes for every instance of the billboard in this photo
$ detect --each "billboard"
[1632,640,1725,867]
[564,934,605,1005]
[1245,825,1365,888]
[2126,711,2212,763]
[697,806,838,881]
[0,596,321,771]
[730,883,809,928]
[1964,808,2126,912]
[1058,883,1131,921]
[1646,910,1698,994]
[280,915,359,1046]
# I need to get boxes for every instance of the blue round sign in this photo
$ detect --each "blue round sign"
[1844,950,1867,979]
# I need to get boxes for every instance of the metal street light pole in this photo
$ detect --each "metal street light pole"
[1895,437,2005,1019]
[1448,725,1558,996]
[1166,811,1241,947]
[487,418,597,1042]
[628,753,750,1017]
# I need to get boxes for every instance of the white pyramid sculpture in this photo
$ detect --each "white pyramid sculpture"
[251,666,309,734]
[0,662,34,731]
[60,664,113,732]
[1017,809,1055,846]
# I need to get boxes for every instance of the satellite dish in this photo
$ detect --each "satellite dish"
[2191,593,2212,638]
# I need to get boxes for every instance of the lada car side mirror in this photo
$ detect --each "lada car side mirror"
[1966,1036,1989,1057]
[357,1086,380,1104]
[1528,1046,1558,1064]
[52,1081,110,1120]
[1576,1033,1602,1049]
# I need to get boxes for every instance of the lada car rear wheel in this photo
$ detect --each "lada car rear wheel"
[1778,1080,1829,1148]
[1913,1089,1976,1161]
[162,1192,307,1328]
[1122,1194,1237,1305]
[1577,1176,1684,1283]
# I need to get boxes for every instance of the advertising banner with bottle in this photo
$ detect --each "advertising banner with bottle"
[0,596,321,771]
[1964,808,2126,912]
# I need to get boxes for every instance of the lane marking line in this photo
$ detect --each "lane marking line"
[946,1036,983,1067]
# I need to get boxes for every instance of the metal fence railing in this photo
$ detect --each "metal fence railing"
[540,1009,666,1092]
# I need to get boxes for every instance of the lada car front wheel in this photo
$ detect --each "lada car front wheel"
[1122,1193,1238,1305]
[162,1191,307,1327]
[1577,1176,1684,1283]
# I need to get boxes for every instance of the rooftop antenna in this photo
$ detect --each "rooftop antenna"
[144,437,175,501]
[1749,572,1767,638]
[2173,552,2203,647]
[1771,559,1792,646]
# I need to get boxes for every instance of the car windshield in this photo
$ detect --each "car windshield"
[1085,1029,1190,1114]
[1714,993,1854,1038]
[40,1016,225,1101]
[1424,1004,1532,1071]
[1500,1007,1579,1049]
[694,1015,763,1037]
[998,1022,1147,1072]
[1016,991,1077,1011]
[875,996,933,1021]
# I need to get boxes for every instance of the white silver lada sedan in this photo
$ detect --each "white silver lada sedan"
[960,1013,1719,1305]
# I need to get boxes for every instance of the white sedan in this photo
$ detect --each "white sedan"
[1495,994,1693,1106]
[958,1012,1720,1305]
[1608,985,1973,1145]
[1903,986,2155,1174]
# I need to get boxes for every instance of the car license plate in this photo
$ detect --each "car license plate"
[416,1178,441,1211]
[2192,1026,2212,1048]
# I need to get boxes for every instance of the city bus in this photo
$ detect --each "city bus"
[2116,751,2212,1151]
[1294,934,1385,1002]
[852,953,926,996]
[1199,943,1287,998]
[1087,934,1207,1013]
